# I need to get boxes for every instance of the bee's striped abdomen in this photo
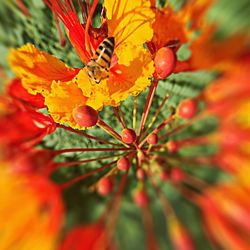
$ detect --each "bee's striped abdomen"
[93,37,115,69]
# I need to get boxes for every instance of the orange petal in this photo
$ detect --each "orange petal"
[0,163,63,250]
[152,7,188,49]
[9,44,78,95]
[44,76,88,129]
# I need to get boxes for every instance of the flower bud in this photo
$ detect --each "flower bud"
[167,140,178,153]
[154,47,176,79]
[136,169,145,180]
[72,105,99,127]
[97,177,113,196]
[171,168,184,184]
[121,128,137,144]
[133,190,149,208]
[178,99,197,119]
[147,133,158,145]
[117,157,130,171]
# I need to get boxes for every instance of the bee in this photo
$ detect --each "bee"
[86,37,115,84]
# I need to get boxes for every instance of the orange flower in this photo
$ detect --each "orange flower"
[204,56,250,172]
[168,215,194,250]
[9,0,155,129]
[0,162,63,250]
[199,170,250,250]
[179,0,249,71]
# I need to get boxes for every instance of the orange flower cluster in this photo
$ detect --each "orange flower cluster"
[9,0,154,129]
[1,0,250,250]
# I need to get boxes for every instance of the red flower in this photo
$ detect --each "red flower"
[60,223,116,250]
[8,78,45,109]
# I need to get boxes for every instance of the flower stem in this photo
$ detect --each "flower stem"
[159,113,208,141]
[118,106,127,128]
[53,147,130,155]
[104,169,130,248]
[133,96,137,130]
[141,95,169,139]
[139,114,175,148]
[113,107,125,129]
[59,160,117,189]
[58,124,120,147]
[138,80,158,140]
[142,205,160,250]
[53,153,125,170]
[98,119,128,147]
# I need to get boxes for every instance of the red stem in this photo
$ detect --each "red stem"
[113,107,126,129]
[53,147,130,155]
[59,160,117,189]
[58,124,120,147]
[104,169,130,247]
[137,80,158,140]
[139,115,175,148]
[142,206,160,250]
[118,106,127,128]
[52,153,126,170]
[98,119,123,142]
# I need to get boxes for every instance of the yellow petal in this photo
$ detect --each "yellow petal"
[9,44,78,95]
[44,75,88,129]
[104,0,154,61]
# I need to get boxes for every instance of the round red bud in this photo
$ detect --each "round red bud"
[154,47,176,79]
[147,133,158,145]
[171,168,184,184]
[117,157,130,171]
[72,105,99,127]
[97,177,113,196]
[178,99,197,119]
[121,128,137,144]
[133,190,149,208]
[167,140,178,153]
[136,169,145,180]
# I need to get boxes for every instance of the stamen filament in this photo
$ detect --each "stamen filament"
[54,15,66,46]
[84,0,99,55]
